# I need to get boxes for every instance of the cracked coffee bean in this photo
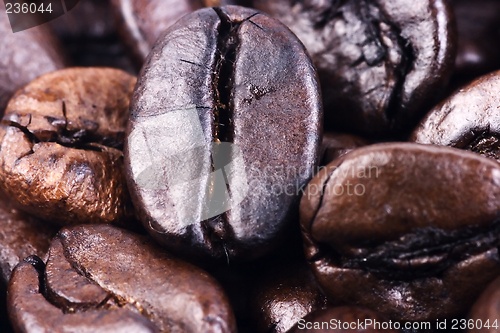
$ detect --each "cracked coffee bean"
[126,5,322,261]
[452,0,500,82]
[0,68,136,226]
[287,306,397,333]
[0,3,65,114]
[320,132,369,166]
[248,261,328,333]
[111,0,234,64]
[250,0,456,137]
[411,70,500,162]
[8,256,158,333]
[468,275,500,333]
[8,224,236,332]
[300,143,500,321]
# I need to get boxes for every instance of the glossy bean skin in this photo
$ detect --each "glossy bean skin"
[125,5,322,262]
[249,0,456,137]
[8,225,237,333]
[411,70,500,162]
[248,262,328,333]
[0,68,136,226]
[300,143,500,321]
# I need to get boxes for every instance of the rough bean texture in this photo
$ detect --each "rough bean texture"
[0,68,136,225]
[251,0,456,137]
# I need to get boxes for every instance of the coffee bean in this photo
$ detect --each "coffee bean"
[0,68,136,226]
[411,70,500,162]
[287,306,397,333]
[468,275,500,333]
[452,0,500,82]
[0,197,57,284]
[320,132,369,166]
[9,224,236,332]
[0,3,65,114]
[250,0,456,137]
[249,261,328,333]
[111,0,234,63]
[8,256,159,333]
[125,6,322,261]
[300,143,500,321]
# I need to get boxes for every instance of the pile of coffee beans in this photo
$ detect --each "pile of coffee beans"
[0,0,499,332]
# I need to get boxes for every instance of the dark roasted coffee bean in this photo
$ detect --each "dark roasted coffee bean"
[0,68,136,226]
[300,143,500,321]
[125,6,322,261]
[287,306,397,333]
[249,261,328,333]
[111,0,233,63]
[411,70,500,161]
[468,275,500,333]
[452,0,500,82]
[0,3,65,114]
[8,256,159,333]
[0,197,57,284]
[7,224,236,332]
[250,0,456,137]
[321,132,369,166]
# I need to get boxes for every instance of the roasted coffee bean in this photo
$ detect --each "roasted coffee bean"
[250,0,456,137]
[111,0,233,63]
[0,3,65,114]
[468,275,500,333]
[0,198,57,284]
[452,0,500,82]
[300,143,500,321]
[287,306,397,333]
[8,256,159,333]
[248,261,328,333]
[411,70,500,161]
[0,68,136,226]
[7,224,236,332]
[321,132,369,166]
[125,6,322,261]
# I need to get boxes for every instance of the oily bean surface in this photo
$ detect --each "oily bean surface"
[300,143,500,321]
[8,256,158,333]
[9,225,236,332]
[0,67,136,226]
[250,0,456,137]
[126,5,322,261]
[411,70,500,161]
[249,262,327,333]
